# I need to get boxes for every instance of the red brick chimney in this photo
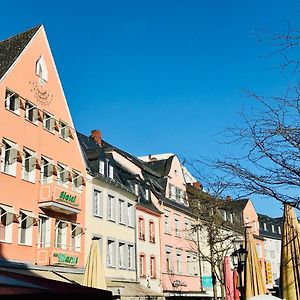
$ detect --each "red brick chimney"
[91,130,102,146]
[193,181,202,190]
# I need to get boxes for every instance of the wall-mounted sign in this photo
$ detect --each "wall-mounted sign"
[202,275,213,289]
[58,191,79,207]
[53,253,78,265]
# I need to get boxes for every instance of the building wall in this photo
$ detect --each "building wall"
[0,26,86,268]
[136,205,161,292]
[84,177,137,281]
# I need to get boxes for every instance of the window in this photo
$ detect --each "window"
[271,224,275,233]
[55,220,67,249]
[71,224,81,252]
[107,239,116,267]
[119,199,125,224]
[128,244,135,270]
[119,242,126,269]
[5,90,20,114]
[59,121,69,140]
[164,212,170,234]
[187,254,192,275]
[57,163,69,187]
[263,223,267,231]
[278,226,281,234]
[134,183,139,196]
[108,165,114,179]
[139,253,146,277]
[22,148,36,182]
[25,101,38,124]
[256,244,262,258]
[99,160,105,175]
[38,216,50,248]
[36,56,48,82]
[107,195,116,221]
[166,248,173,272]
[72,170,83,192]
[19,211,36,246]
[176,251,182,273]
[93,189,102,217]
[229,213,233,223]
[145,188,149,200]
[169,184,184,202]
[138,217,145,240]
[150,256,156,278]
[41,156,53,184]
[1,139,18,176]
[185,219,192,239]
[0,205,14,243]
[192,255,198,275]
[149,221,155,243]
[175,216,180,237]
[223,210,227,221]
[43,112,55,132]
[127,203,134,227]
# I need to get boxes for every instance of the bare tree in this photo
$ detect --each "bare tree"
[187,184,244,300]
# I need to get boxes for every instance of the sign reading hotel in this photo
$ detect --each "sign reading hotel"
[58,191,79,207]
[52,252,79,266]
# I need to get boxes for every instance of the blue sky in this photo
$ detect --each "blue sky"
[1,0,299,217]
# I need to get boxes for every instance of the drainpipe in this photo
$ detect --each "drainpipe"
[196,224,204,292]
[134,204,138,283]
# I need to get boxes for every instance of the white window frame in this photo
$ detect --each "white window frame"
[36,56,48,82]
[93,189,102,218]
[108,195,116,222]
[71,224,82,252]
[18,210,36,246]
[41,156,54,184]
[22,147,36,183]
[72,170,82,192]
[57,163,69,187]
[0,205,15,243]
[5,90,20,114]
[128,244,135,270]
[55,220,68,249]
[127,202,134,227]
[164,211,170,234]
[99,160,105,175]
[43,111,55,132]
[119,199,125,225]
[25,101,38,124]
[107,239,116,267]
[1,138,18,176]
[118,241,127,269]
[38,215,51,248]
[59,121,69,141]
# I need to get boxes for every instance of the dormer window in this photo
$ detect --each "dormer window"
[99,160,105,175]
[108,164,114,179]
[36,56,48,83]
[134,184,139,196]
[145,189,150,200]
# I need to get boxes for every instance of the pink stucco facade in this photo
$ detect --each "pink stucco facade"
[0,26,86,268]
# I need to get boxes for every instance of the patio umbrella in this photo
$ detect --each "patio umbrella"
[83,238,107,290]
[245,226,267,299]
[224,255,234,300]
[233,269,240,300]
[280,204,300,299]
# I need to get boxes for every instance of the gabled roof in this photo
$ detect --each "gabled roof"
[0,25,41,80]
[144,156,174,177]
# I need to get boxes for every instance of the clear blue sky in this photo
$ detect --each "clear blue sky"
[1,0,299,217]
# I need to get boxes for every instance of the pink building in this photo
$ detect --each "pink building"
[0,26,86,276]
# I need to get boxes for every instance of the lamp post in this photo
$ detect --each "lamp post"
[231,244,247,300]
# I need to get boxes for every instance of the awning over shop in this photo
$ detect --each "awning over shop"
[39,201,80,215]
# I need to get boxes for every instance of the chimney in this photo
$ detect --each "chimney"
[91,130,102,146]
[225,195,232,201]
[193,181,202,190]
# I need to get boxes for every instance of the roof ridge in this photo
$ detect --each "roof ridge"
[0,25,42,44]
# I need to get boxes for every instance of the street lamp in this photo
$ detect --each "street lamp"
[231,244,247,300]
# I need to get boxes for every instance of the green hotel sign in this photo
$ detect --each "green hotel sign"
[58,191,79,207]
[53,253,79,265]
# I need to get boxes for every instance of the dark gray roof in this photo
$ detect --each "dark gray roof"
[0,25,41,79]
[258,213,282,240]
[144,156,174,177]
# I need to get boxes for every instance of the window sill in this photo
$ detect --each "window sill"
[5,108,20,116]
[107,265,116,269]
[22,178,36,184]
[140,275,146,278]
[2,171,16,178]
[18,243,33,247]
[0,240,12,244]
[59,136,70,143]
[43,128,55,135]
[164,232,172,236]
[93,214,103,219]
[108,218,116,223]
[25,118,38,126]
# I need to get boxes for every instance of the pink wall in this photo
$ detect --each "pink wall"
[0,27,86,267]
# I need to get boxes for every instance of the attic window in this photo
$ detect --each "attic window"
[36,56,48,82]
